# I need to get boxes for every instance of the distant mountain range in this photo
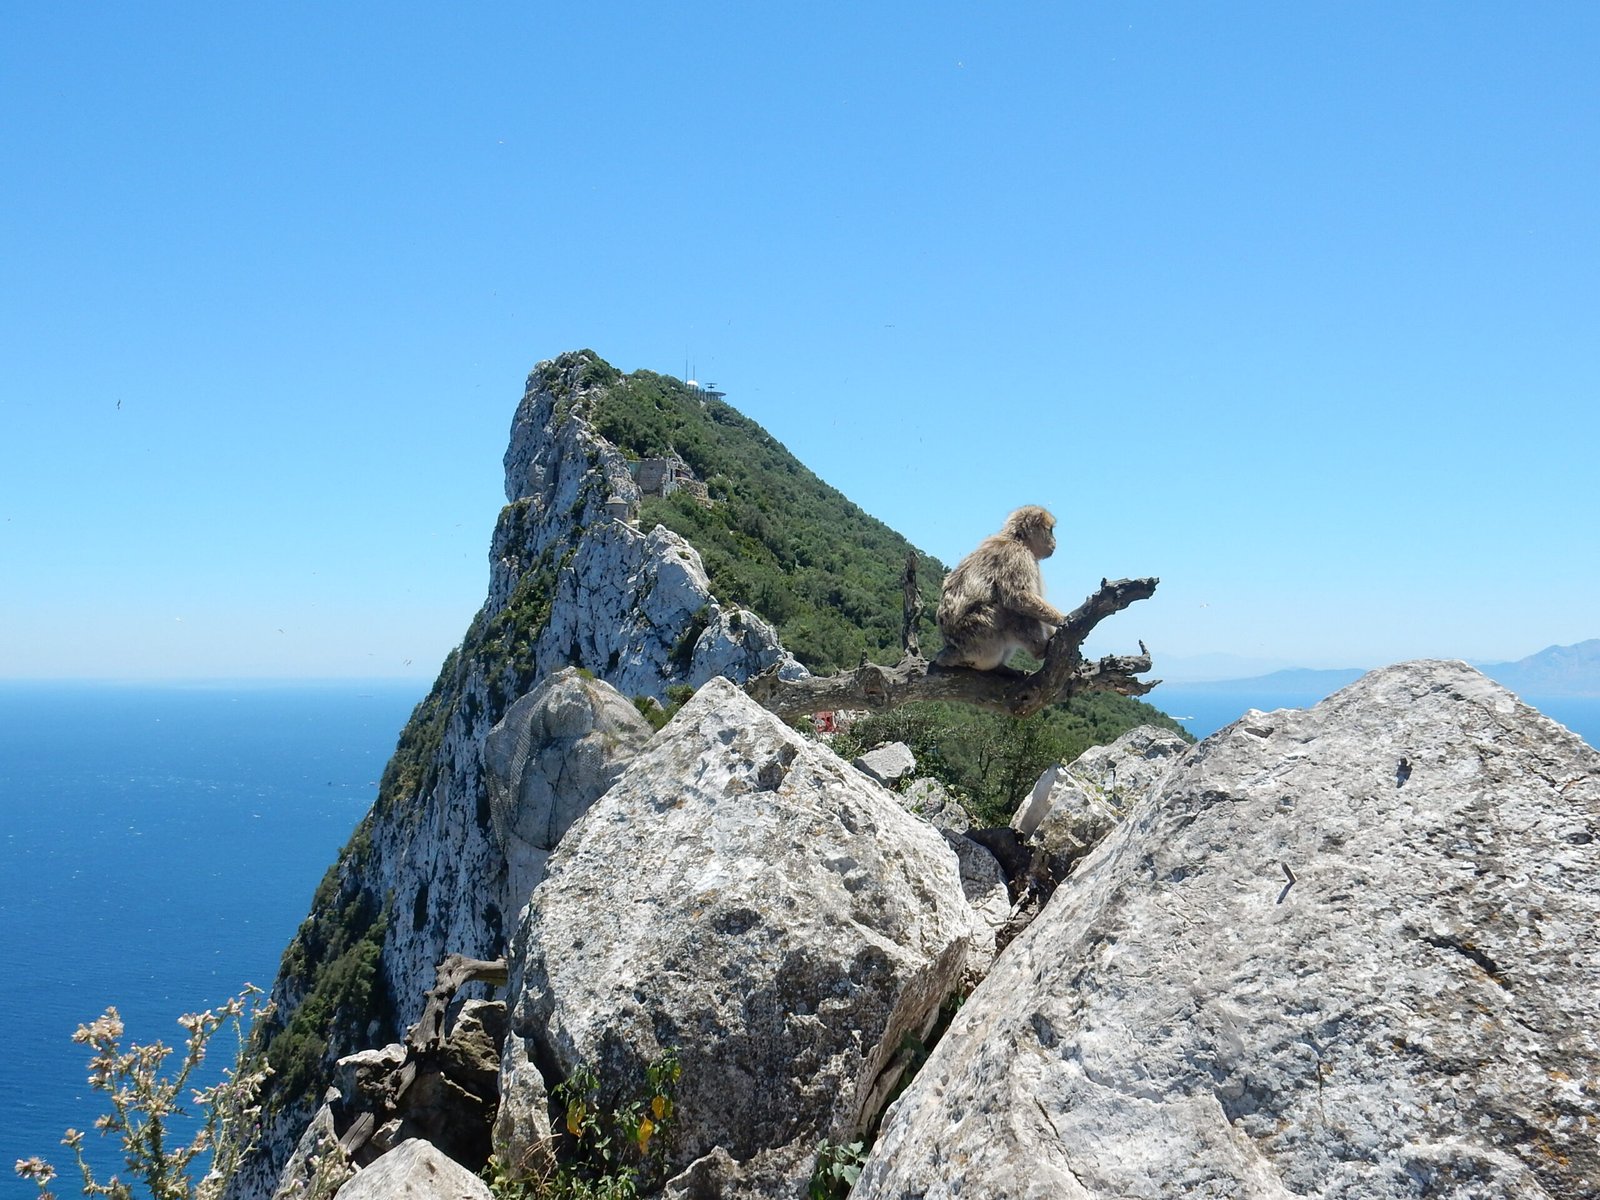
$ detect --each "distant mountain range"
[1169,640,1600,699]
[1475,639,1600,698]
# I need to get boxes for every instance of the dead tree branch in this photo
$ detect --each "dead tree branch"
[406,953,508,1055]
[331,952,511,1166]
[747,575,1159,721]
[901,551,923,659]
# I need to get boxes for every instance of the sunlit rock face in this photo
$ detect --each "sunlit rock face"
[856,661,1600,1200]
[482,666,656,915]
[233,353,801,1200]
[491,356,803,701]
[502,679,975,1198]
[1013,723,1192,873]
[332,1138,491,1200]
[370,356,803,1037]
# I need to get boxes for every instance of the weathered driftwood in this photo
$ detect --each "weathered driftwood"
[407,953,508,1054]
[747,575,1159,721]
[901,551,924,660]
[333,953,512,1164]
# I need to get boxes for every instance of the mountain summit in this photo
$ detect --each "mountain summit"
[222,354,1600,1200]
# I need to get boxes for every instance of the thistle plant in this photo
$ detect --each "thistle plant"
[15,985,275,1200]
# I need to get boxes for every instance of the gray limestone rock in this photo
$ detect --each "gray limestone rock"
[503,678,974,1197]
[853,741,917,787]
[1006,724,1193,920]
[535,520,804,703]
[439,999,506,1101]
[490,1032,554,1185]
[483,666,655,911]
[942,831,1011,980]
[900,777,970,835]
[314,1000,507,1176]
[235,354,807,1200]
[334,1139,492,1200]
[1013,723,1191,849]
[490,357,803,701]
[855,661,1600,1200]
[269,1097,352,1200]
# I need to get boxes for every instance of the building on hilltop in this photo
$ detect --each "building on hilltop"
[627,450,712,507]
[684,378,727,405]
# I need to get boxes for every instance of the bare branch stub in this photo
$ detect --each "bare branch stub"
[746,575,1160,721]
[901,551,924,659]
[1009,575,1160,716]
[406,953,509,1055]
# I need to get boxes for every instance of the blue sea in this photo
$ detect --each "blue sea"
[0,681,423,1191]
[2,679,1594,1193]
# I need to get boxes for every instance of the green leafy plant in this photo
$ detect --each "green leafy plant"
[15,986,275,1200]
[488,1050,681,1200]
[808,1138,868,1199]
[633,685,696,731]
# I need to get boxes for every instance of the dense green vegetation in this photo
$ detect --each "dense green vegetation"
[583,369,946,673]
[577,358,1187,823]
[265,844,392,1104]
[832,695,1188,827]
[255,349,1183,1119]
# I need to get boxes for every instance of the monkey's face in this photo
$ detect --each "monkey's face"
[1028,525,1056,560]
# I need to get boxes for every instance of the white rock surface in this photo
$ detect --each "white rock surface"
[901,776,971,834]
[483,667,655,911]
[269,1099,350,1200]
[855,662,1600,1200]
[490,1031,554,1185]
[491,357,803,700]
[942,831,1012,980]
[1013,723,1191,850]
[504,678,975,1196]
[334,1139,492,1200]
[853,741,918,787]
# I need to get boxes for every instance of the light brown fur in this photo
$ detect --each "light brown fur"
[934,506,1065,670]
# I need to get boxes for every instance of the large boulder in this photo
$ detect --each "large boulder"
[502,677,974,1196]
[334,1139,492,1200]
[483,667,656,910]
[852,741,917,787]
[1012,723,1191,855]
[855,661,1600,1200]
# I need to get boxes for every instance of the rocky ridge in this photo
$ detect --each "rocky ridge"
[237,352,1600,1200]
[233,352,801,1199]
[269,658,1600,1200]
[855,660,1600,1199]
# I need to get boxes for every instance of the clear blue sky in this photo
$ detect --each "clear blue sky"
[3,3,1595,682]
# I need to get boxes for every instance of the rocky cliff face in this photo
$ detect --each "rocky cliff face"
[504,679,974,1196]
[239,353,1600,1200]
[256,640,1600,1200]
[233,353,801,1199]
[855,660,1600,1200]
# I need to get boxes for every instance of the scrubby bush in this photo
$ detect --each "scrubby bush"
[486,1050,682,1200]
